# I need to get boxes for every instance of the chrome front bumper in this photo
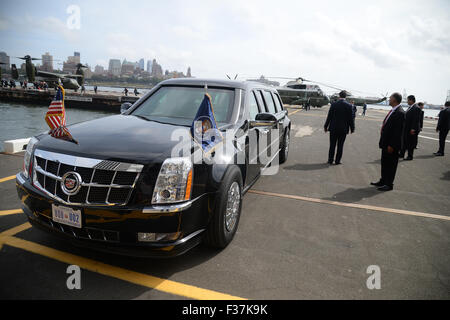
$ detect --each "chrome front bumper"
[17,172,197,214]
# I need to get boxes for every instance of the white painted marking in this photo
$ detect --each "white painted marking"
[419,135,450,143]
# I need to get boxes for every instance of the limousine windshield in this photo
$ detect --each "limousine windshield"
[131,86,235,126]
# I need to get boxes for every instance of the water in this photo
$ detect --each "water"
[0,101,113,152]
[0,84,152,152]
[84,85,151,95]
[366,104,441,118]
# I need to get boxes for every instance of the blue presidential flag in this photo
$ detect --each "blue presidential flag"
[190,93,223,153]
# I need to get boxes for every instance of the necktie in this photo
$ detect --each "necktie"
[381,109,393,133]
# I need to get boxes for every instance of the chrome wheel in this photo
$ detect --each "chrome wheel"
[224,181,241,232]
[284,129,290,158]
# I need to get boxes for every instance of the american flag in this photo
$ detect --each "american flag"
[45,85,77,143]
[45,85,66,131]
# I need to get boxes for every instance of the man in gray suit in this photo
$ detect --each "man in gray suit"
[371,93,405,191]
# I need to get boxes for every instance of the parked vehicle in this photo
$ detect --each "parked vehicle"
[16,78,291,257]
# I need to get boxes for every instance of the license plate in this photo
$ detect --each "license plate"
[52,204,82,228]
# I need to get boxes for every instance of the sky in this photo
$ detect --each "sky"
[1,0,449,104]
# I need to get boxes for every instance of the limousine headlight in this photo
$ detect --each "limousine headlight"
[23,137,39,179]
[152,157,193,204]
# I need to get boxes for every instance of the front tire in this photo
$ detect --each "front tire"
[279,127,290,164]
[204,166,243,248]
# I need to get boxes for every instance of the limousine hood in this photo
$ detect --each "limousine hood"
[35,115,192,164]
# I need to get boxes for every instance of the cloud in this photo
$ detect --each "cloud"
[34,16,81,43]
[350,38,411,68]
[0,17,8,31]
[171,25,208,41]
[2,14,81,44]
[405,16,450,55]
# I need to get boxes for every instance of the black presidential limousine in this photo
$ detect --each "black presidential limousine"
[16,78,291,257]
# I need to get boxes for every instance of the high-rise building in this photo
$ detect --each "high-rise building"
[108,59,121,76]
[94,65,105,75]
[446,90,450,102]
[63,52,81,74]
[165,70,185,79]
[121,60,136,76]
[146,60,152,72]
[139,58,145,71]
[0,52,10,71]
[187,67,191,77]
[41,52,53,72]
[151,59,163,77]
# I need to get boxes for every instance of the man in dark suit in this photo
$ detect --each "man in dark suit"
[400,95,422,160]
[351,100,357,120]
[324,91,355,165]
[418,102,424,131]
[434,101,450,156]
[371,92,405,191]
[415,102,425,149]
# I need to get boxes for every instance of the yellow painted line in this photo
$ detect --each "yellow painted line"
[0,209,23,216]
[0,175,16,183]
[248,190,450,222]
[0,223,245,300]
[0,222,31,237]
[289,109,302,115]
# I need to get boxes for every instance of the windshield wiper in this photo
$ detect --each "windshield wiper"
[132,114,190,127]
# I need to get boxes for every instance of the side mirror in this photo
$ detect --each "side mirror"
[120,102,133,114]
[249,113,277,128]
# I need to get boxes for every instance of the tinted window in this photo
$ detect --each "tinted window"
[255,90,267,112]
[272,92,283,111]
[132,86,235,126]
[248,92,260,120]
[263,91,276,113]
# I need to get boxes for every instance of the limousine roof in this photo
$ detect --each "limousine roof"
[159,78,277,91]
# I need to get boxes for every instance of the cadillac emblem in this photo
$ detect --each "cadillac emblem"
[61,171,82,196]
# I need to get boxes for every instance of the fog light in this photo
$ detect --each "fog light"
[137,232,181,242]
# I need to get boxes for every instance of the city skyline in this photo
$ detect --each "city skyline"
[1,0,450,103]
[0,49,192,80]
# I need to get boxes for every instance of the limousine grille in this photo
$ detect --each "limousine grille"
[32,149,143,206]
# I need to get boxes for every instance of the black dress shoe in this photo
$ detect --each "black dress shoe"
[334,161,342,165]
[377,185,393,191]
[371,181,384,187]
[327,160,333,164]
[434,152,444,156]
[404,156,413,161]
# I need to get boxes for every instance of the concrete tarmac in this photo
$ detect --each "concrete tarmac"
[0,106,449,299]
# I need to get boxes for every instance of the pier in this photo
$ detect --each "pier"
[0,106,448,299]
[0,87,140,112]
